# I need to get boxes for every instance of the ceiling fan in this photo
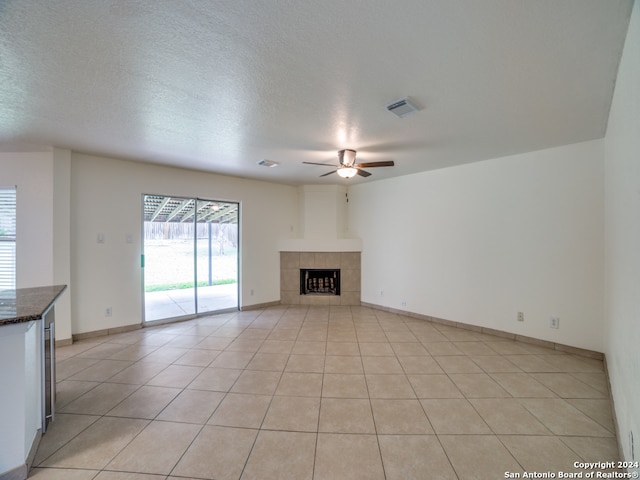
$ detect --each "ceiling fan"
[303,149,394,178]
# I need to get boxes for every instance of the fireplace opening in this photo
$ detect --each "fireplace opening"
[300,269,340,296]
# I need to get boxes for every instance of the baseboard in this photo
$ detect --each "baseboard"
[67,301,604,361]
[361,301,604,360]
[603,356,625,463]
[241,300,281,311]
[24,428,41,478]
[70,308,254,340]
[0,463,27,480]
[55,337,73,347]
[72,323,142,342]
[0,428,41,480]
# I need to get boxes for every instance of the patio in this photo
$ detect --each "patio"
[144,283,238,322]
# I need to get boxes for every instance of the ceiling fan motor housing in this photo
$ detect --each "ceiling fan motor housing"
[338,149,357,166]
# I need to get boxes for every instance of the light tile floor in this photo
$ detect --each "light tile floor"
[30,306,619,480]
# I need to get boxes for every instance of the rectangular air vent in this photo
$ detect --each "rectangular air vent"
[386,97,419,118]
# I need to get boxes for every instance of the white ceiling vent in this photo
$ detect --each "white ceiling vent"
[257,159,279,167]
[386,97,420,118]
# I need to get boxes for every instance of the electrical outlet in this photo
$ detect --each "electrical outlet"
[105,307,112,317]
[401,300,407,307]
[517,311,524,322]
[380,290,384,297]
[550,316,560,329]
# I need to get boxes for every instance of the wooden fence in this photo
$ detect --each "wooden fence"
[144,222,238,247]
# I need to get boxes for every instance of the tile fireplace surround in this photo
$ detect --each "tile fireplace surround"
[280,252,361,306]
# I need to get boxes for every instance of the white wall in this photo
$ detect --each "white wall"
[0,152,73,340]
[53,148,72,340]
[0,152,54,288]
[279,184,362,252]
[349,140,605,352]
[70,154,298,334]
[604,0,639,465]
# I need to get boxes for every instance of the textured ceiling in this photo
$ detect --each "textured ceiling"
[0,1,633,185]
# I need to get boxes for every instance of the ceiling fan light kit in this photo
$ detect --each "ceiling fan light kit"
[386,97,420,118]
[302,149,394,179]
[336,166,358,178]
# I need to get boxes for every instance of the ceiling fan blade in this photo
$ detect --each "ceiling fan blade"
[303,161,337,166]
[356,169,372,177]
[355,161,395,168]
[320,170,337,177]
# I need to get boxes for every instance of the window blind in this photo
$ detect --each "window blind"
[0,186,16,289]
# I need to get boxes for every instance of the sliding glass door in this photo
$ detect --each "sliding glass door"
[194,199,239,314]
[142,195,239,323]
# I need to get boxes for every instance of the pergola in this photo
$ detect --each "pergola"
[143,195,238,224]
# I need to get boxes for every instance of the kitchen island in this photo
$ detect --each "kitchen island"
[0,285,66,480]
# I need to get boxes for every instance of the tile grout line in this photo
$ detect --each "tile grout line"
[37,305,618,479]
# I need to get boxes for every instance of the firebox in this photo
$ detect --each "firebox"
[300,269,340,295]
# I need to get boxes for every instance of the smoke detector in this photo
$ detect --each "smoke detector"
[386,97,420,118]
[257,159,279,167]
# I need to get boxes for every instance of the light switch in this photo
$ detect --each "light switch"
[97,233,105,244]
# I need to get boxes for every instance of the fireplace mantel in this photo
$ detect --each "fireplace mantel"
[278,238,362,252]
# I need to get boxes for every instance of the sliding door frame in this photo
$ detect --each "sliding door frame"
[141,193,240,325]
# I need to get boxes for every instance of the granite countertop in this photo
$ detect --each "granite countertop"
[0,285,67,326]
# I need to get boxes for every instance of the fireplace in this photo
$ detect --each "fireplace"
[278,186,361,306]
[300,269,340,296]
[280,252,360,306]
